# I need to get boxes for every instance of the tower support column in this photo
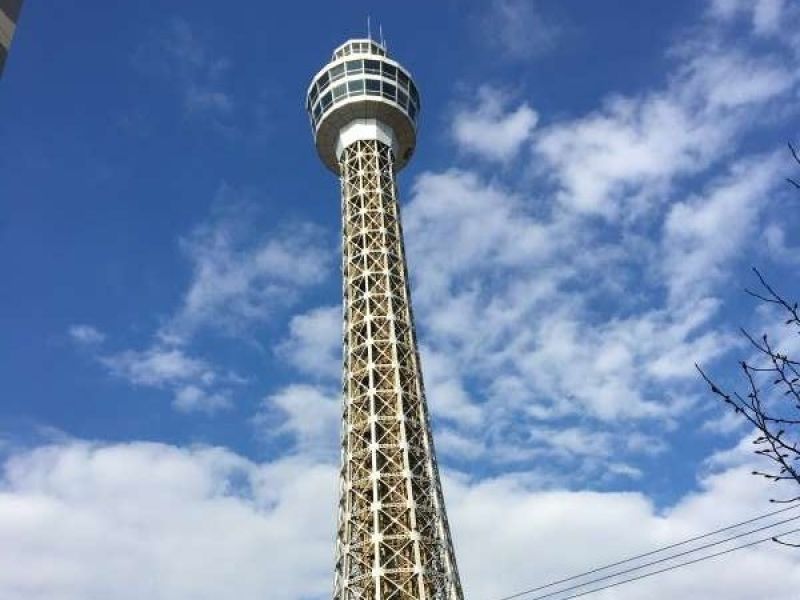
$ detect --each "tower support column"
[334,137,463,600]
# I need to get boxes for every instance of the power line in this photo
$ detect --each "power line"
[511,514,800,600]
[494,504,800,600]
[532,527,800,600]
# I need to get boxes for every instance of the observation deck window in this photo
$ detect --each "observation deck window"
[382,82,396,101]
[397,71,409,90]
[409,84,419,105]
[364,60,381,75]
[365,78,381,94]
[346,60,363,74]
[332,83,347,100]
[382,64,397,79]
[408,103,417,120]
[321,91,332,109]
[348,80,365,94]
[333,40,387,60]
[317,71,329,89]
[330,64,345,82]
[397,90,408,108]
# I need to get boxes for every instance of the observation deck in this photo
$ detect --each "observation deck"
[306,38,420,174]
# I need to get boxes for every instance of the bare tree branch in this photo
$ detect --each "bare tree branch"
[697,144,800,546]
[787,141,800,189]
[772,535,800,548]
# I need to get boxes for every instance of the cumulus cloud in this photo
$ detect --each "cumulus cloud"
[662,153,783,302]
[173,385,233,414]
[253,384,339,458]
[0,441,336,600]
[449,441,800,598]
[276,305,341,380]
[1,438,798,599]
[101,345,234,414]
[390,165,746,481]
[168,188,330,339]
[403,171,731,430]
[386,5,800,482]
[709,0,788,35]
[76,185,331,416]
[419,347,482,428]
[102,346,215,388]
[533,38,796,218]
[452,87,538,162]
[762,222,800,264]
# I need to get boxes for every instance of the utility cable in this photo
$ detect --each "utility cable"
[494,504,800,600]
[509,514,800,600]
[528,527,800,600]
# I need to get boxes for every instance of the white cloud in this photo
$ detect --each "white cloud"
[404,170,731,429]
[402,184,720,472]
[1,438,798,600]
[530,426,614,459]
[606,462,644,480]
[390,164,741,479]
[702,407,747,434]
[753,0,788,34]
[709,0,788,35]
[405,169,558,305]
[391,7,799,482]
[449,446,800,599]
[134,19,235,124]
[476,0,561,60]
[452,87,538,162]
[435,428,486,460]
[763,222,800,264]
[662,153,783,302]
[685,49,792,110]
[0,441,336,600]
[67,324,106,346]
[501,306,708,421]
[72,186,331,415]
[102,346,215,388]
[533,41,795,218]
[173,385,232,414]
[168,189,330,338]
[253,385,339,458]
[276,305,341,380]
[100,345,234,414]
[420,347,482,427]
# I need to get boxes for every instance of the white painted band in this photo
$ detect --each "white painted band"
[335,119,397,161]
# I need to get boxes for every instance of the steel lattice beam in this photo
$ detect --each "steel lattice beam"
[306,37,464,600]
[333,139,463,600]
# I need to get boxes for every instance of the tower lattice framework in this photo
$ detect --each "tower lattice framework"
[334,139,463,599]
[305,37,464,600]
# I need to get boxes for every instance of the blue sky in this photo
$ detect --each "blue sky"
[2,1,800,598]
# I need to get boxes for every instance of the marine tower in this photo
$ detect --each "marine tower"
[306,39,464,600]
